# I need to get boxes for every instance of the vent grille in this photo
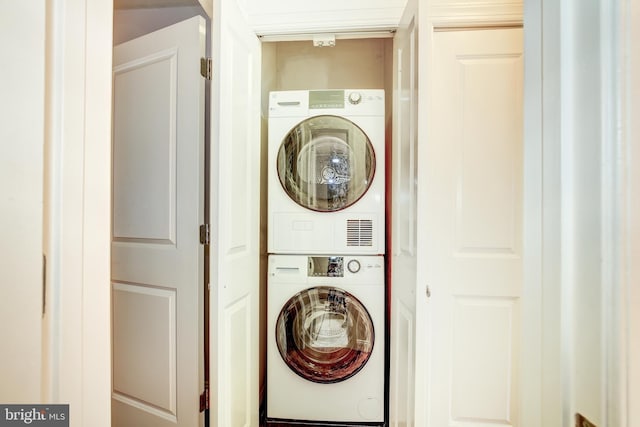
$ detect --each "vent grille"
[346,220,373,247]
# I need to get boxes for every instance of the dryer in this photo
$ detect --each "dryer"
[268,89,385,255]
[266,254,385,424]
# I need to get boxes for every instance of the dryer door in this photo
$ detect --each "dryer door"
[275,286,375,383]
[277,115,376,212]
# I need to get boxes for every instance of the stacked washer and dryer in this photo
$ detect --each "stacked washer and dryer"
[266,89,386,426]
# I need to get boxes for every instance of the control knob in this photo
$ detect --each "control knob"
[347,259,361,273]
[348,92,362,105]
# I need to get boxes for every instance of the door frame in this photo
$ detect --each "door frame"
[42,0,113,424]
[523,0,635,426]
[624,1,640,425]
[45,1,638,427]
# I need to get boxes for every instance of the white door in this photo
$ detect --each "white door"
[208,0,261,425]
[111,16,206,427]
[389,0,419,425]
[422,28,524,427]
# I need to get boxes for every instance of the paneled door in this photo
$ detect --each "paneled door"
[209,0,262,425]
[389,0,419,425]
[424,28,524,427]
[111,16,206,427]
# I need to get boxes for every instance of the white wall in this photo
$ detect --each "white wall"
[0,1,45,402]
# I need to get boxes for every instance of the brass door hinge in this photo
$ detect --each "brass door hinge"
[200,57,212,80]
[200,388,209,412]
[200,224,210,245]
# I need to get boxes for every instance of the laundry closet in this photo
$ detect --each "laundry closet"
[255,3,526,425]
[261,42,391,425]
[111,0,526,425]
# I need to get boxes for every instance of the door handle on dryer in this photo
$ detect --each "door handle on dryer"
[273,267,300,276]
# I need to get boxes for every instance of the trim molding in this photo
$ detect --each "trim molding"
[429,2,523,27]
[249,7,404,36]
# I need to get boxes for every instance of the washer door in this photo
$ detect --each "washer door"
[275,286,375,384]
[277,115,376,212]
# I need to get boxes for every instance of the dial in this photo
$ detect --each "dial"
[348,92,362,105]
[347,259,361,273]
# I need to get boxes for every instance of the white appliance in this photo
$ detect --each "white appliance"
[268,89,385,255]
[266,254,385,424]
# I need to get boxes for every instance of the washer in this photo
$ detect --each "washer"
[268,89,385,255]
[267,254,385,424]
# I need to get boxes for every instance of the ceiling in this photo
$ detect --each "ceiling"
[114,0,199,9]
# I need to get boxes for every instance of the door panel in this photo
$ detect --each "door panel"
[426,28,523,427]
[209,0,261,425]
[111,16,206,427]
[390,0,418,425]
[112,283,177,420]
[450,297,517,421]
[112,50,176,242]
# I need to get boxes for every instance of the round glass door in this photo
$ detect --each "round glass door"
[276,115,376,212]
[275,286,375,383]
